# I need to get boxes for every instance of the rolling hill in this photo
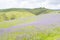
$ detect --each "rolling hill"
[0,10,35,22]
[0,7,60,40]
[0,13,60,40]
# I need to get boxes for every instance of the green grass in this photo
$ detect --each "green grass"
[0,8,60,40]
[0,11,35,28]
[0,16,36,28]
[0,11,35,22]
[0,26,60,40]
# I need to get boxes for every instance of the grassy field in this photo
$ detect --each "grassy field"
[0,11,35,28]
[0,26,60,40]
[0,11,35,22]
[0,16,36,28]
[0,18,36,28]
[0,8,60,40]
[0,13,60,40]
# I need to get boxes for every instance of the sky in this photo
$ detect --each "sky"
[0,0,60,9]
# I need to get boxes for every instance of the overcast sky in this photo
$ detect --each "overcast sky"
[0,0,60,9]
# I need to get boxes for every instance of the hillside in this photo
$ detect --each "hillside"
[0,7,59,15]
[0,13,60,40]
[0,7,60,22]
[26,7,53,15]
[0,8,60,40]
[0,11,35,22]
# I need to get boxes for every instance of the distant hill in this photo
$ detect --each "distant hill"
[0,8,28,12]
[26,7,53,15]
[0,7,60,22]
[0,7,59,15]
